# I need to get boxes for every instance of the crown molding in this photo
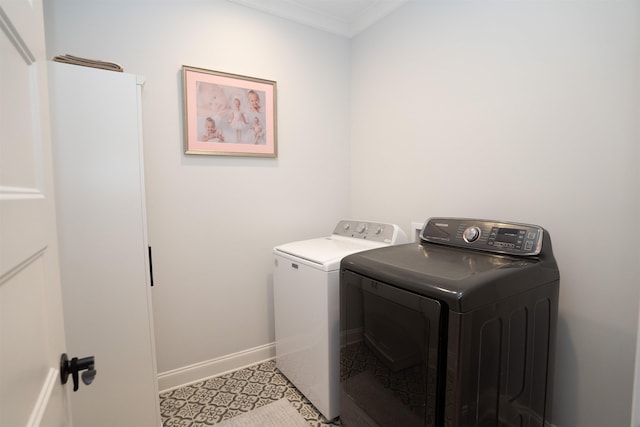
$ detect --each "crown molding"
[227,0,408,38]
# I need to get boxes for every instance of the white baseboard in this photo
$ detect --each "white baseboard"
[342,327,363,347]
[157,342,276,393]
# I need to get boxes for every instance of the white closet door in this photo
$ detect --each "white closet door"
[48,62,161,427]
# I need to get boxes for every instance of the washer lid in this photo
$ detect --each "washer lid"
[274,235,387,271]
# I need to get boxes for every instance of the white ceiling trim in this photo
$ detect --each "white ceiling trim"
[227,0,408,38]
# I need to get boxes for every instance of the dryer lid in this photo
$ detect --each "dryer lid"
[341,239,559,313]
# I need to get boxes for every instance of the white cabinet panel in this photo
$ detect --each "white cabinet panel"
[48,62,160,427]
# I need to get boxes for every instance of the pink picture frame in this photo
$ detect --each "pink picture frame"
[182,66,277,157]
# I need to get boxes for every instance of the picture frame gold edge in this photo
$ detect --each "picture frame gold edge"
[181,65,277,157]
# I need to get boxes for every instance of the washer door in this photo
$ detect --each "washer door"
[340,270,443,427]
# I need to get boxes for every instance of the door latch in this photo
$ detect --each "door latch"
[60,353,97,392]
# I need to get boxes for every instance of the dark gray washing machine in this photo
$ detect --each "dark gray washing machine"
[339,218,559,427]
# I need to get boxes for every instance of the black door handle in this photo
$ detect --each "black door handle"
[148,245,154,287]
[60,353,97,392]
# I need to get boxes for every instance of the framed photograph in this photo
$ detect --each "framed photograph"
[182,66,277,157]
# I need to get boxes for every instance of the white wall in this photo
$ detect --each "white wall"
[350,1,640,426]
[44,0,351,377]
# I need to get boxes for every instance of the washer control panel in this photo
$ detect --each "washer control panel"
[420,217,544,256]
[333,220,406,244]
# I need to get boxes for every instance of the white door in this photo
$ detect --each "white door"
[0,0,71,426]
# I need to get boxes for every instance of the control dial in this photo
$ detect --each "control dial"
[463,226,481,243]
[357,223,367,233]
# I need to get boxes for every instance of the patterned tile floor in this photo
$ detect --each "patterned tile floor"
[159,360,341,426]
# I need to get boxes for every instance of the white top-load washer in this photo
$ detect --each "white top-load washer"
[273,220,406,420]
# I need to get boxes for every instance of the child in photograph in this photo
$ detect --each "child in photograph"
[252,116,264,144]
[247,90,262,113]
[196,82,229,120]
[202,117,224,142]
[228,97,248,143]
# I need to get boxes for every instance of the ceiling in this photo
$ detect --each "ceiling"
[227,0,409,38]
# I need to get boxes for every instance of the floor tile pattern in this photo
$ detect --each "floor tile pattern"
[159,360,340,427]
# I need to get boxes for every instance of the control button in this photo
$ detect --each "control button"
[463,226,481,243]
